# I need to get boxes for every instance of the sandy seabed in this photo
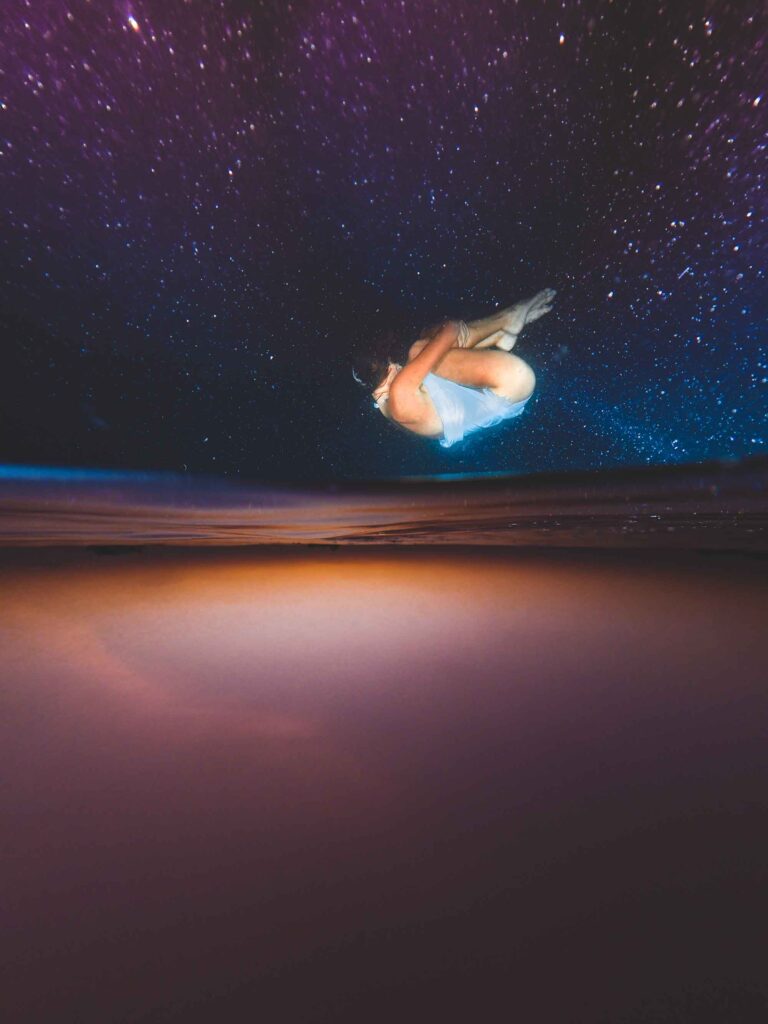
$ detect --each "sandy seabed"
[1,546,767,1022]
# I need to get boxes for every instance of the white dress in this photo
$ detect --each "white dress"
[421,371,531,448]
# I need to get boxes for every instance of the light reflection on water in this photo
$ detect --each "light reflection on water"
[0,460,766,549]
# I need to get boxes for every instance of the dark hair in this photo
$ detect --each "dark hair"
[350,328,402,390]
[350,317,454,391]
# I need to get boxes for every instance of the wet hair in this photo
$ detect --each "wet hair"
[350,328,402,391]
[350,318,453,391]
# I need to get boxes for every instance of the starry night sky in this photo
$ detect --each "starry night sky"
[0,0,765,482]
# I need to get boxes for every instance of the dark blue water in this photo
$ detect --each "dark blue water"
[0,1,765,482]
[2,459,765,551]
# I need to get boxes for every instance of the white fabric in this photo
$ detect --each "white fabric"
[455,320,470,348]
[422,371,531,448]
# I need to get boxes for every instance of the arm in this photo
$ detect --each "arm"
[388,321,459,419]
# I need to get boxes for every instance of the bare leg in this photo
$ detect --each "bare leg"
[471,328,509,350]
[404,326,531,395]
[403,290,552,398]
[409,290,557,358]
[463,315,511,348]
[425,347,536,402]
[409,321,507,361]
[466,289,557,351]
[426,298,549,398]
[493,289,556,351]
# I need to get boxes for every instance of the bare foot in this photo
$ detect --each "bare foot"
[496,289,556,351]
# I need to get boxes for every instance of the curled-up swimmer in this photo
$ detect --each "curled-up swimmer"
[352,289,555,448]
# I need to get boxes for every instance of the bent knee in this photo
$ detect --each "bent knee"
[407,338,429,361]
[493,357,536,402]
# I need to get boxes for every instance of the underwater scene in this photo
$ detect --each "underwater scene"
[1,4,767,1023]
[0,0,765,482]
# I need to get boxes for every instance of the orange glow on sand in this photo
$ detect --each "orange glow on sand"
[1,547,767,1020]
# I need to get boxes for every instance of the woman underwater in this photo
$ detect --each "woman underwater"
[353,289,555,448]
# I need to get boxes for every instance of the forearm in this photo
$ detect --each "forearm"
[413,321,462,373]
[392,322,460,393]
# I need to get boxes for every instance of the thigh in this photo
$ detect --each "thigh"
[407,338,429,361]
[486,353,536,402]
[422,348,513,390]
